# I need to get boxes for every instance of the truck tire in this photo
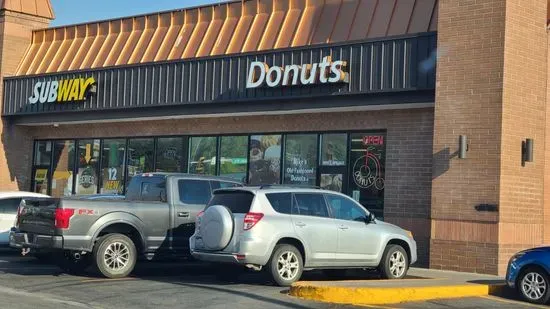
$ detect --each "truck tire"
[93,233,137,279]
[54,250,93,275]
[267,244,303,287]
[379,244,409,279]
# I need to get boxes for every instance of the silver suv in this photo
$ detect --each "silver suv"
[189,186,417,286]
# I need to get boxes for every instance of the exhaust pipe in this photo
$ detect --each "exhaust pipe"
[73,252,81,260]
[21,248,30,256]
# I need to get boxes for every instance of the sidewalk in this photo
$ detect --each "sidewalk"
[290,268,508,306]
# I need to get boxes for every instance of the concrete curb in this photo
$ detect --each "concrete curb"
[289,282,507,305]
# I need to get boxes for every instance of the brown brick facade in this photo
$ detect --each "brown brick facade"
[9,109,433,265]
[434,0,549,275]
[0,11,49,190]
[2,0,550,276]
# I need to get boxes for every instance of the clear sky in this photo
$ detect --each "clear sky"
[50,0,225,27]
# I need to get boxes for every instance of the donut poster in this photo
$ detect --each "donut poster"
[248,135,282,185]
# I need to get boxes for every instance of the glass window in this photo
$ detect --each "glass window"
[101,139,126,194]
[140,180,166,202]
[156,137,184,172]
[283,134,318,185]
[51,140,75,197]
[220,136,248,182]
[178,179,212,204]
[321,134,347,166]
[349,132,386,218]
[207,191,254,214]
[127,138,154,185]
[34,141,52,166]
[248,135,282,185]
[293,193,329,218]
[326,194,367,222]
[32,141,51,194]
[266,193,293,214]
[76,139,100,195]
[188,137,217,175]
[0,198,21,214]
[320,174,343,192]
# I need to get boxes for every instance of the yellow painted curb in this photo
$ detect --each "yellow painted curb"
[289,282,506,305]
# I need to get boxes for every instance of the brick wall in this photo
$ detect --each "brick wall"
[12,108,435,264]
[498,0,548,275]
[0,11,50,190]
[432,0,506,273]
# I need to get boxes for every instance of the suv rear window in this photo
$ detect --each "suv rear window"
[207,191,254,214]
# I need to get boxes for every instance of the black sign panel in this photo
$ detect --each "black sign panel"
[2,33,436,120]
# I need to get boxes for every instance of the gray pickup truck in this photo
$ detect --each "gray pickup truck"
[10,173,242,278]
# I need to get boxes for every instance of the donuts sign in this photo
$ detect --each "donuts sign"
[246,56,349,89]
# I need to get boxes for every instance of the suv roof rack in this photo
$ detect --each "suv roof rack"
[259,184,321,189]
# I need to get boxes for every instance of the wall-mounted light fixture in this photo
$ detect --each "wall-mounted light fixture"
[458,135,468,159]
[522,138,534,166]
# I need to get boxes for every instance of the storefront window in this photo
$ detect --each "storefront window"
[76,139,100,195]
[320,133,347,166]
[101,139,126,194]
[127,138,154,185]
[348,132,386,218]
[283,134,318,185]
[248,135,281,185]
[188,136,217,175]
[32,141,51,194]
[51,140,75,197]
[220,136,248,182]
[156,137,184,172]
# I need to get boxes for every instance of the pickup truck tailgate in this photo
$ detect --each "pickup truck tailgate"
[17,198,59,235]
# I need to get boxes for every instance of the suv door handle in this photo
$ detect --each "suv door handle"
[338,225,349,230]
[295,222,306,227]
[178,212,190,218]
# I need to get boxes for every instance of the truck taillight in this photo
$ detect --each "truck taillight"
[55,208,75,229]
[243,212,264,230]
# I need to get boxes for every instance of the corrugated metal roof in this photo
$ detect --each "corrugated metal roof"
[1,0,54,19]
[15,0,438,76]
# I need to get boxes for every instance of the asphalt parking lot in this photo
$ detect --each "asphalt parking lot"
[0,250,544,309]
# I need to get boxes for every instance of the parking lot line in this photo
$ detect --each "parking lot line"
[480,296,548,308]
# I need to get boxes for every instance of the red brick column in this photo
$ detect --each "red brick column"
[433,0,548,275]
[0,10,51,190]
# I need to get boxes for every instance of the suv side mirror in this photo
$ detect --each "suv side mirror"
[365,212,376,224]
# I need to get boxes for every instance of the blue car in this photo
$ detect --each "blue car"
[506,246,550,304]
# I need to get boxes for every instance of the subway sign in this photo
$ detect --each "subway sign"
[28,77,97,104]
[246,56,349,89]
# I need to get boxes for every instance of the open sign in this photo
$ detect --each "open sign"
[363,135,384,145]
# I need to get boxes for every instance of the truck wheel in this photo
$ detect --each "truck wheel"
[93,234,137,279]
[55,251,92,275]
[379,244,409,279]
[268,244,303,287]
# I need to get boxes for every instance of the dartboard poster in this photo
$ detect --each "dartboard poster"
[349,132,386,218]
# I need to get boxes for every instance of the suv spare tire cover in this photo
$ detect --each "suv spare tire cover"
[201,205,234,251]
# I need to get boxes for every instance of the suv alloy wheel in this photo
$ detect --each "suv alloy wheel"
[379,244,409,279]
[268,244,304,287]
[518,267,550,304]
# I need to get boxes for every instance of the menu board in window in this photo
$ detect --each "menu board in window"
[348,133,386,218]
[283,134,318,185]
[248,135,281,185]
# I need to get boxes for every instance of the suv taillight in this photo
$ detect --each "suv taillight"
[243,212,264,230]
[55,208,75,229]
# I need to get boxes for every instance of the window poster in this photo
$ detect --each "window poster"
[248,135,282,185]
